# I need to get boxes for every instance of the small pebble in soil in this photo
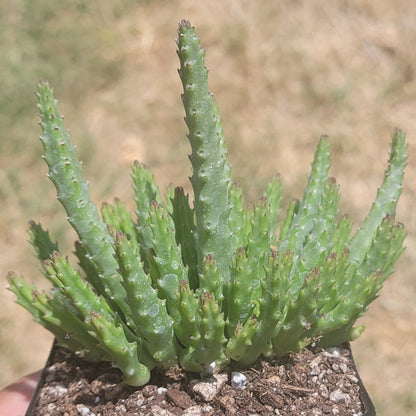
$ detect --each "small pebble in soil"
[191,374,227,402]
[76,404,96,416]
[325,347,341,358]
[231,371,247,389]
[329,389,351,405]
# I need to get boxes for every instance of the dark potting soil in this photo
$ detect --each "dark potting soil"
[28,344,369,416]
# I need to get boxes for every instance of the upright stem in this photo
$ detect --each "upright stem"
[176,20,233,285]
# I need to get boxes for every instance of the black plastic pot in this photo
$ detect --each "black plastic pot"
[25,341,376,415]
[349,346,376,416]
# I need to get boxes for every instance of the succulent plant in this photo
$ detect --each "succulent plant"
[8,20,407,387]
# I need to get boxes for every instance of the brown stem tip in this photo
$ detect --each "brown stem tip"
[178,19,192,31]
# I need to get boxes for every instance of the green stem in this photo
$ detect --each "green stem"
[177,20,233,284]
[36,81,130,318]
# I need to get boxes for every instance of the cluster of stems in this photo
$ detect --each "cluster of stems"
[8,20,406,386]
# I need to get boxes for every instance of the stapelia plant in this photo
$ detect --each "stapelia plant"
[8,20,407,387]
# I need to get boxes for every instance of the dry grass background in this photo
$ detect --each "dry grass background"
[1,1,415,414]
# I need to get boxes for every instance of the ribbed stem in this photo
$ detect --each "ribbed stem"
[177,20,233,285]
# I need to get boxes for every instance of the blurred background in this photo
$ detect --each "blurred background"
[1,1,415,414]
